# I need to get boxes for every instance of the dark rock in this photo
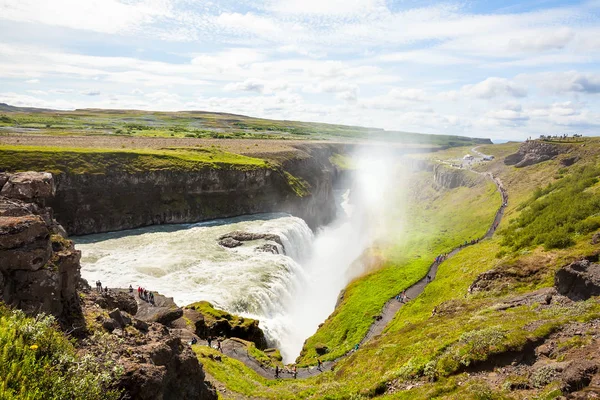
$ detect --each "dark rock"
[134,318,150,332]
[135,292,183,326]
[561,360,598,393]
[315,343,329,355]
[255,243,279,254]
[505,141,566,168]
[102,318,116,332]
[155,308,184,325]
[561,156,580,167]
[0,173,8,189]
[555,258,600,301]
[218,231,283,247]
[116,325,217,400]
[109,308,126,327]
[0,172,55,205]
[94,290,138,315]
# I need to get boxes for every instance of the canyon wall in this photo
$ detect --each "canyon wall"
[50,143,344,236]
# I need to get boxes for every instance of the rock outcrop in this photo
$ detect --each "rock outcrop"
[0,172,81,325]
[180,301,268,349]
[433,164,483,190]
[504,141,567,168]
[218,230,283,249]
[86,289,217,400]
[555,257,600,301]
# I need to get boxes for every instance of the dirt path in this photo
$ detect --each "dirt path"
[202,174,509,380]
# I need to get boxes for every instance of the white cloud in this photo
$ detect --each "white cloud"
[266,0,383,15]
[25,79,39,84]
[462,77,527,99]
[0,0,172,34]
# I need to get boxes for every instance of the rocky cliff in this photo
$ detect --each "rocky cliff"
[0,172,81,325]
[49,143,341,236]
[433,163,484,190]
[0,172,217,400]
[504,140,568,168]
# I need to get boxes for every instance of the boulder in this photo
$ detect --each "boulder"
[0,214,51,270]
[116,325,217,400]
[561,360,598,393]
[217,237,242,248]
[135,292,183,326]
[555,258,600,301]
[109,308,126,327]
[591,232,600,245]
[0,172,55,205]
[94,290,138,315]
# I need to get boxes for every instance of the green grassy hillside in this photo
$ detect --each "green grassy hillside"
[195,139,600,399]
[0,103,490,146]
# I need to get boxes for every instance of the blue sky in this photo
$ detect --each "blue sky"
[0,0,599,140]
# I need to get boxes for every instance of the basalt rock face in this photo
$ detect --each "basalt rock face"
[0,172,81,325]
[555,257,600,301]
[433,164,484,190]
[505,141,567,168]
[50,144,342,236]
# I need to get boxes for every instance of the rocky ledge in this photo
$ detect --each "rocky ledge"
[0,171,217,400]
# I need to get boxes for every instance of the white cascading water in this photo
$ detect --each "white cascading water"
[76,150,401,363]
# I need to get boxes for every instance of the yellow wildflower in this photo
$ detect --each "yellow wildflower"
[29,344,39,350]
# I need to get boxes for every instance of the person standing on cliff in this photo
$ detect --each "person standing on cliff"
[207,337,212,348]
[275,365,279,379]
[317,359,322,371]
[129,285,133,295]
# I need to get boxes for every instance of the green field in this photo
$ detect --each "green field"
[0,103,490,146]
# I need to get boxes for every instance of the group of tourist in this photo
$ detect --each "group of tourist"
[275,364,298,379]
[206,336,222,352]
[395,290,409,303]
[137,286,155,304]
[95,280,110,295]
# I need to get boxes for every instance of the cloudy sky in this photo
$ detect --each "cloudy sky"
[1,0,599,140]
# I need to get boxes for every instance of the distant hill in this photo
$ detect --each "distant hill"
[0,103,492,147]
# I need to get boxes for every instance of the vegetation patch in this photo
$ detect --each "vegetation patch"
[501,164,600,250]
[0,306,121,400]
[0,144,270,174]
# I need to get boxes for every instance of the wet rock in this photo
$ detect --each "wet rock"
[218,230,283,246]
[0,172,55,205]
[555,258,600,301]
[255,243,280,254]
[217,237,242,248]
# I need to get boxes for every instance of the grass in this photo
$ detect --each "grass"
[186,301,259,330]
[501,164,600,250]
[0,306,121,400]
[297,169,501,365]
[0,107,491,146]
[197,141,600,399]
[0,144,270,174]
